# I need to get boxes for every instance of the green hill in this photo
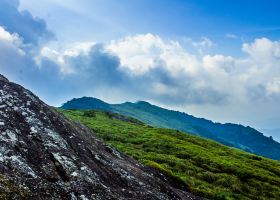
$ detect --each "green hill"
[61,97,280,161]
[60,109,280,200]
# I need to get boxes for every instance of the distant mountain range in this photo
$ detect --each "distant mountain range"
[61,97,280,161]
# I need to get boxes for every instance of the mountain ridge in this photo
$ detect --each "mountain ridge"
[61,97,280,161]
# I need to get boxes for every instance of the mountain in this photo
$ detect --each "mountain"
[261,128,280,142]
[62,97,280,161]
[62,97,111,111]
[61,109,280,200]
[0,74,204,200]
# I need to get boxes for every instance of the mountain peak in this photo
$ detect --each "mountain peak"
[0,74,9,83]
[67,96,107,104]
[136,100,152,106]
[61,96,110,110]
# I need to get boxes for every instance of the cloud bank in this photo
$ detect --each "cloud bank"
[39,33,280,105]
[0,1,280,111]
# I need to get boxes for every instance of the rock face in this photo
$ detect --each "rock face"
[0,75,204,200]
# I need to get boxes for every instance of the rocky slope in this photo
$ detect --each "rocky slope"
[0,74,205,199]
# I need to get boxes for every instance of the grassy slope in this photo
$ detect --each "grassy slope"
[61,98,280,161]
[61,109,280,200]
[113,102,280,160]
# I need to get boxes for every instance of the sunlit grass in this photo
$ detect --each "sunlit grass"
[61,109,280,200]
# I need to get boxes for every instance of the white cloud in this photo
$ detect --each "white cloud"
[106,33,200,76]
[0,26,27,72]
[64,42,96,57]
[242,38,280,61]
[38,41,96,74]
[190,37,214,49]
[226,33,238,39]
[106,33,166,75]
[266,78,280,95]
[104,34,280,103]
[105,34,232,102]
[39,47,69,72]
[0,26,25,56]
[203,55,235,73]
[0,26,19,42]
[35,33,280,105]
[184,37,214,54]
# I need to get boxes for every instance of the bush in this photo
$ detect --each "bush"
[83,110,96,118]
[199,172,218,183]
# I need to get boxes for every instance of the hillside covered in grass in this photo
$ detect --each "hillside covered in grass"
[61,109,280,200]
[61,97,280,161]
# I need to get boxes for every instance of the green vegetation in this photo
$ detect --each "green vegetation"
[61,109,280,200]
[61,97,280,161]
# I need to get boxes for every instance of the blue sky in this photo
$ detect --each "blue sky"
[1,0,280,141]
[19,0,280,54]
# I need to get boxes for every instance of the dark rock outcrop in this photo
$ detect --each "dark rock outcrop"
[0,75,204,200]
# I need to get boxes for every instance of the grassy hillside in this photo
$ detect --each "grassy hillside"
[61,97,280,161]
[61,109,280,200]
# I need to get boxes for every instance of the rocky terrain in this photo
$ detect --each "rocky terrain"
[0,74,205,200]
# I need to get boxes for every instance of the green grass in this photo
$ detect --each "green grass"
[61,109,280,200]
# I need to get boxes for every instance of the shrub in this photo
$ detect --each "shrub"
[83,110,96,118]
[199,172,218,183]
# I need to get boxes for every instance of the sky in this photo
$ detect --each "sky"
[0,0,280,141]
